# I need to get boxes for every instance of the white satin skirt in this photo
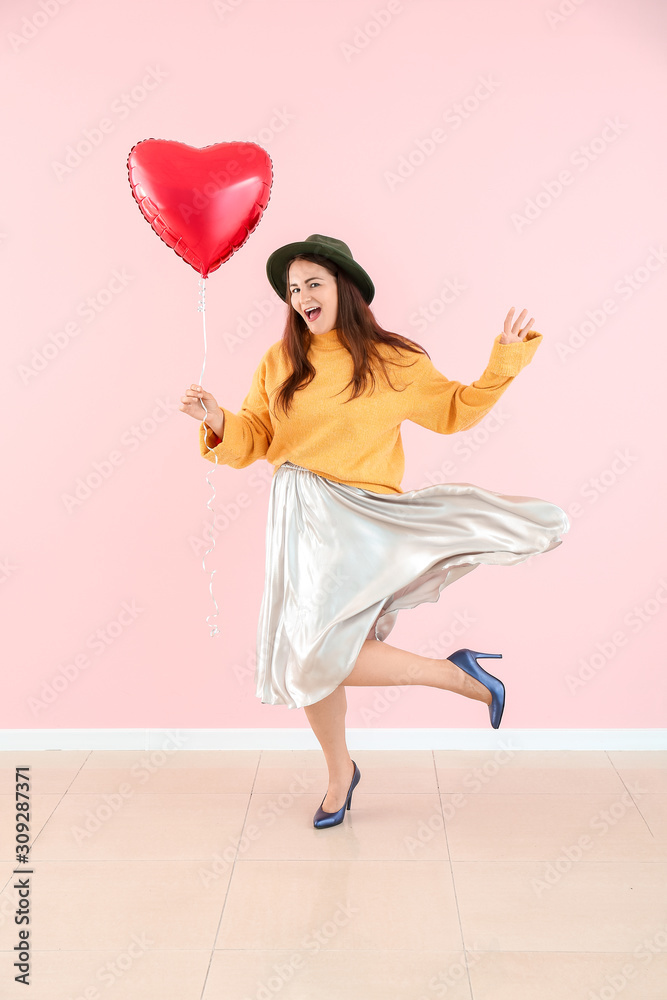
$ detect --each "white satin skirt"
[254,461,570,710]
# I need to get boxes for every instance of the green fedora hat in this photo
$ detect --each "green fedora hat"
[266,233,375,305]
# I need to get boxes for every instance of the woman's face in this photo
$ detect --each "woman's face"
[288,260,338,334]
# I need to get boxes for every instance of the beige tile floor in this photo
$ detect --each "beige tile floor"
[0,748,666,998]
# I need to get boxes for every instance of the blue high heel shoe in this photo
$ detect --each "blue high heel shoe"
[447,649,505,729]
[313,760,361,829]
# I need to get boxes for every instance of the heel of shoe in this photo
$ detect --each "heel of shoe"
[448,648,506,731]
[313,761,360,828]
[347,761,360,810]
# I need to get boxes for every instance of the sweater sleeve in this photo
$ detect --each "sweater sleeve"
[199,352,274,468]
[406,330,543,434]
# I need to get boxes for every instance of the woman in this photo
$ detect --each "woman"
[180,234,570,830]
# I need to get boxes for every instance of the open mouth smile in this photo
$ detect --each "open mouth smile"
[305,307,321,321]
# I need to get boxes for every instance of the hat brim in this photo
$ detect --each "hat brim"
[266,239,375,304]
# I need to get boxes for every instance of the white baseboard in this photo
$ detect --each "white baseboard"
[0,729,665,751]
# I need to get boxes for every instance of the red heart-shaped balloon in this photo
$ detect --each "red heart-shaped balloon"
[127,139,273,278]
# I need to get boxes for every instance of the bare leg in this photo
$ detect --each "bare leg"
[344,639,493,705]
[302,640,493,814]
[303,685,355,814]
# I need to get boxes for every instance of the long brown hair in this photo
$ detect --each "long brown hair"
[272,253,431,418]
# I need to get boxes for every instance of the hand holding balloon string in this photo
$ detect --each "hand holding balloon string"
[180,385,223,437]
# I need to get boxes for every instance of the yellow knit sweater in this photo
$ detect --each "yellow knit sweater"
[199,328,543,494]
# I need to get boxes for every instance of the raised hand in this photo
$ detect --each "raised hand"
[500,307,535,345]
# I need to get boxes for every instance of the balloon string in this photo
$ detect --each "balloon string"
[197,275,220,638]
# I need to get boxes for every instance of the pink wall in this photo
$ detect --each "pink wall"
[3,0,665,730]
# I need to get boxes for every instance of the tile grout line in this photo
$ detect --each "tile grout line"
[197,748,264,999]
[604,748,656,839]
[1,749,94,898]
[432,747,476,999]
